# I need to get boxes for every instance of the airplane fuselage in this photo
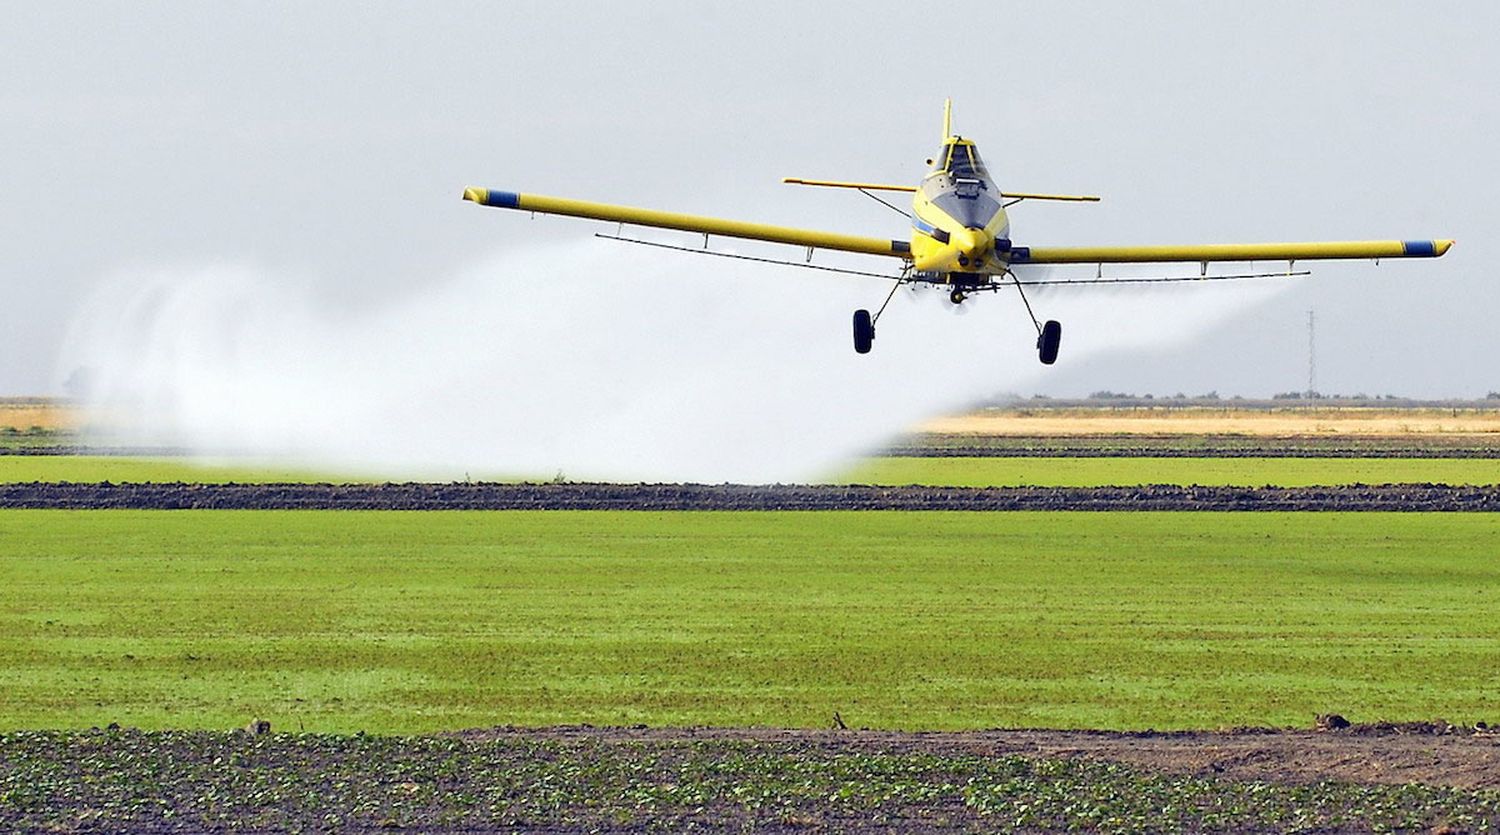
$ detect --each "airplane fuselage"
[909,138,1010,280]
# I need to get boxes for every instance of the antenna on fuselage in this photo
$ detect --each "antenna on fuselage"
[942,98,954,141]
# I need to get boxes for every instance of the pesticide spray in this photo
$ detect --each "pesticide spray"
[58,239,1284,482]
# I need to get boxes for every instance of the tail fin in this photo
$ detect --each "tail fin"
[942,98,953,141]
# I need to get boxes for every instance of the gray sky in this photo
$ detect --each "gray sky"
[4,0,1496,399]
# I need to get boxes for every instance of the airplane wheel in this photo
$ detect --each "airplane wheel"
[1037,320,1062,365]
[853,309,874,354]
[949,289,966,305]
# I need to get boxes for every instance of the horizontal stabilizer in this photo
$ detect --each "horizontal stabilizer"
[782,178,916,193]
[1001,192,1100,203]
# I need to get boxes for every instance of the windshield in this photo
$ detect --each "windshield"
[942,143,986,178]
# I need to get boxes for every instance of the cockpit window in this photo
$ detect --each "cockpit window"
[941,142,986,179]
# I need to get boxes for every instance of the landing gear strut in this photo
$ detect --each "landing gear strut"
[851,276,906,354]
[1007,270,1062,365]
[850,272,1064,364]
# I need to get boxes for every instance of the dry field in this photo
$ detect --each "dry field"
[919,407,1500,438]
[8,399,1500,439]
[0,399,74,431]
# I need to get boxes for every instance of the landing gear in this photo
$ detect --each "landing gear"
[852,277,907,354]
[853,309,874,354]
[1037,320,1062,365]
[849,272,1062,363]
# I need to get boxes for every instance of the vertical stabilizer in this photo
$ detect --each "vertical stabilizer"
[942,98,953,141]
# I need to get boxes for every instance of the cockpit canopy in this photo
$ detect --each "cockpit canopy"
[938,141,989,179]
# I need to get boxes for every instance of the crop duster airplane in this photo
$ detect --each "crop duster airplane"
[464,101,1452,364]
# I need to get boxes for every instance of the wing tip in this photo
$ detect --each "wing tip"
[1404,239,1456,257]
[462,188,521,209]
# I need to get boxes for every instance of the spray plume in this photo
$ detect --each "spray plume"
[58,240,1283,482]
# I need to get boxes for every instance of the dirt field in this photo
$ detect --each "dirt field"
[5,724,1499,834]
[3,482,1500,510]
[467,723,1500,790]
[920,407,1500,438]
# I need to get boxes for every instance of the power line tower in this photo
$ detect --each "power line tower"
[1306,310,1317,398]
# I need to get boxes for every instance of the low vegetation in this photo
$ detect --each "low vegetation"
[4,453,1499,488]
[3,511,1499,733]
[0,455,353,484]
[837,456,1500,487]
[3,729,1497,833]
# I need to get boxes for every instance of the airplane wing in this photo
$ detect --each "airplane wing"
[462,188,912,259]
[1011,240,1454,265]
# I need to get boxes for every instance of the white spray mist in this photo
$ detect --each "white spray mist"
[58,239,1284,482]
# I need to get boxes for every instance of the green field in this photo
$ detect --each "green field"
[0,456,356,484]
[839,456,1500,487]
[4,454,1499,487]
[3,510,1498,733]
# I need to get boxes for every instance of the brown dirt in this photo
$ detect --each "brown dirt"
[462,723,1500,790]
[3,482,1500,510]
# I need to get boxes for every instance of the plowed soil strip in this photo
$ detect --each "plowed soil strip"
[4,725,1500,834]
[4,482,1500,510]
[459,723,1500,790]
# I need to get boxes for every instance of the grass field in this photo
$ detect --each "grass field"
[0,456,353,484]
[4,510,1498,733]
[4,454,1500,487]
[838,456,1500,487]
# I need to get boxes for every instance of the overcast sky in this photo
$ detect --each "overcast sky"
[4,1,1496,399]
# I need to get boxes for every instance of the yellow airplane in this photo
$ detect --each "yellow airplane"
[464,100,1452,364]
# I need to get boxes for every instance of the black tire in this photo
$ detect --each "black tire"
[1037,319,1062,365]
[852,309,874,354]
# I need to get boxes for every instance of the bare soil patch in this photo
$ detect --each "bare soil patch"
[3,482,1500,510]
[463,722,1500,790]
[5,724,1499,833]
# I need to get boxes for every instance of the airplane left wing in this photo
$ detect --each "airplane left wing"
[462,188,912,260]
[1012,239,1454,265]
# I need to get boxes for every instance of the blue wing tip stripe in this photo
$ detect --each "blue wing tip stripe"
[483,190,522,209]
